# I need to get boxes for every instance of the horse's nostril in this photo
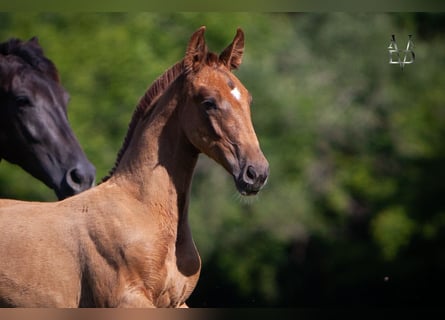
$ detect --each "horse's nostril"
[69,168,82,185]
[246,165,257,181]
[58,164,95,199]
[66,166,91,191]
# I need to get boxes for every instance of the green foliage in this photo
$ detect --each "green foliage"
[1,13,444,306]
[371,206,416,260]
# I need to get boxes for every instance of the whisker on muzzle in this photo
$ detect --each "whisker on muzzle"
[232,190,260,205]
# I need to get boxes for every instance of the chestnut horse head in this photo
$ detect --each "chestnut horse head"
[179,27,269,195]
[0,37,95,199]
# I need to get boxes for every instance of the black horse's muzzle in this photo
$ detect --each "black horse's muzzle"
[56,162,96,200]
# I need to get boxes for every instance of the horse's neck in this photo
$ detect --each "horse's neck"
[108,89,198,222]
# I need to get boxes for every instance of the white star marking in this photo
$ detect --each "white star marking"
[231,87,241,101]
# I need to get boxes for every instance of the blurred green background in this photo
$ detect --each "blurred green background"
[1,13,445,307]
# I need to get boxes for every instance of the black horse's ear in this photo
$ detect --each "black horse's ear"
[29,36,40,45]
[184,26,208,74]
[219,28,244,70]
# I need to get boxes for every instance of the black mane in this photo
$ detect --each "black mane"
[0,37,60,82]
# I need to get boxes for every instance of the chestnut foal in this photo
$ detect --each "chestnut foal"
[0,26,269,307]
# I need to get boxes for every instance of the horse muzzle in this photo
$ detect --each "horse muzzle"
[235,162,269,196]
[56,162,96,200]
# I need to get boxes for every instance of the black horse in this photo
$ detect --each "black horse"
[0,37,95,199]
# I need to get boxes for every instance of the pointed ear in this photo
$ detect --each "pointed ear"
[219,28,244,70]
[29,36,40,45]
[184,26,208,73]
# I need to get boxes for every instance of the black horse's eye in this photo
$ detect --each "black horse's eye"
[15,96,32,107]
[202,99,217,110]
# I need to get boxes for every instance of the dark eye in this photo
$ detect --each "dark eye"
[15,96,31,107]
[202,99,217,111]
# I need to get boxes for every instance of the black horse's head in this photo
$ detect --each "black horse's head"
[0,37,95,200]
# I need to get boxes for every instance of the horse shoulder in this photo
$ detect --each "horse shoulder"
[0,201,83,307]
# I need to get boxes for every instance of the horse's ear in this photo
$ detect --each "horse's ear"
[184,26,208,73]
[219,28,244,70]
[29,36,40,45]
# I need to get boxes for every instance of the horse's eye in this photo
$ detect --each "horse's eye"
[202,99,217,111]
[15,96,31,107]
